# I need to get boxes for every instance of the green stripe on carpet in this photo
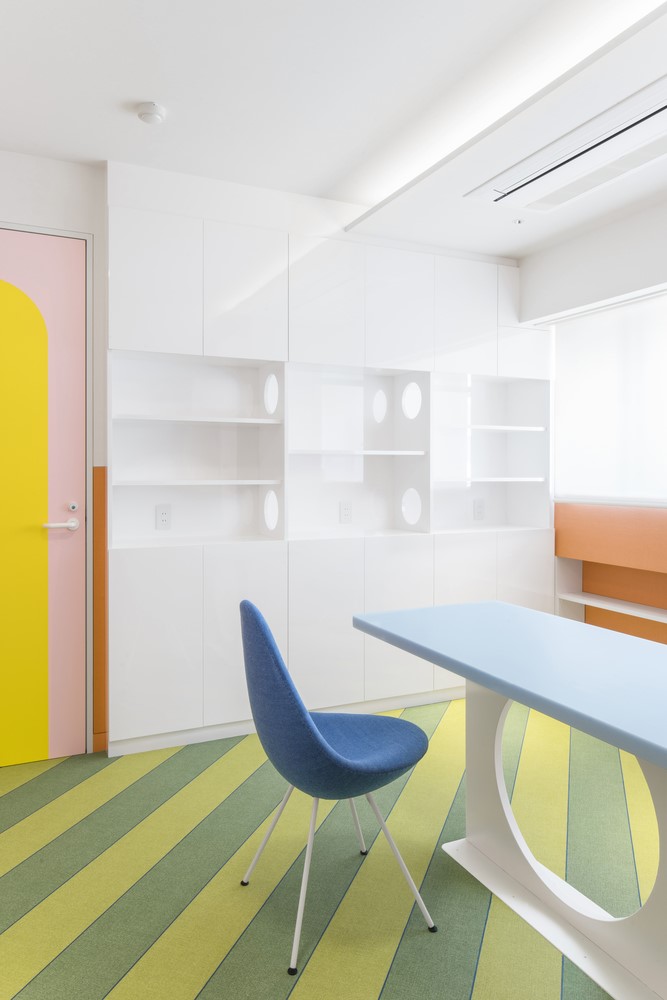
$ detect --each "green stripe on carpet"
[0,700,659,1000]
[0,739,242,936]
[0,754,114,834]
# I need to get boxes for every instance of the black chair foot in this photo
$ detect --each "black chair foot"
[240,880,249,886]
[360,849,368,855]
[428,924,438,933]
[288,967,298,976]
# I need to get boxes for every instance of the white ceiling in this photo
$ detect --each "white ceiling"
[2,0,667,257]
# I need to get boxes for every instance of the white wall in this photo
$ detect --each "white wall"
[0,150,108,463]
[520,195,667,323]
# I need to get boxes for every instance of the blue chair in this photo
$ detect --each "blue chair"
[239,600,437,975]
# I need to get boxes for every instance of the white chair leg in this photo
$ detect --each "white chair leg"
[365,792,437,932]
[241,784,294,886]
[288,796,319,976]
[348,798,368,855]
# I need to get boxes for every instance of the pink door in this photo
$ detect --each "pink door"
[0,228,87,766]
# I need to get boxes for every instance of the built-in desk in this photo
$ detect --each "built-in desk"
[353,601,667,1000]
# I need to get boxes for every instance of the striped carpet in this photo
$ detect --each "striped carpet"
[0,700,658,1000]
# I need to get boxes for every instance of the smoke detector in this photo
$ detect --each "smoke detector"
[137,102,167,125]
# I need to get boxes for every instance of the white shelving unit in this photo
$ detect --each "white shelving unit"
[286,365,431,537]
[109,352,285,546]
[431,372,551,532]
[106,204,555,751]
[556,556,667,624]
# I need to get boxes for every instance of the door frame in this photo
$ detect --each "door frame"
[0,221,95,754]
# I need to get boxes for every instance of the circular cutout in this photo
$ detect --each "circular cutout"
[372,389,388,424]
[263,490,279,531]
[263,373,279,416]
[500,703,659,918]
[401,382,422,420]
[401,487,422,525]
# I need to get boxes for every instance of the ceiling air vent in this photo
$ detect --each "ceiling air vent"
[466,74,667,207]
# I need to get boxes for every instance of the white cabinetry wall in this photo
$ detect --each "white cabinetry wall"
[107,209,553,753]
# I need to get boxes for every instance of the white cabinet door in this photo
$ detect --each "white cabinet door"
[204,220,288,360]
[497,528,554,612]
[364,536,435,700]
[108,206,203,355]
[434,532,497,604]
[108,547,203,741]
[435,258,497,375]
[288,539,365,709]
[203,542,288,726]
[289,238,364,365]
[434,531,497,689]
[365,246,434,370]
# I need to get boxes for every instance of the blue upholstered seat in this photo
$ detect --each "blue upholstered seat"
[240,599,428,798]
[239,599,436,975]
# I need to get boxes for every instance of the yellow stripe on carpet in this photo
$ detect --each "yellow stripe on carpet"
[471,711,570,1000]
[0,736,266,1000]
[289,698,466,1000]
[0,747,180,878]
[107,789,338,1000]
[0,757,65,797]
[619,750,659,904]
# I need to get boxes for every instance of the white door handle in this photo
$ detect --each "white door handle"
[42,518,80,531]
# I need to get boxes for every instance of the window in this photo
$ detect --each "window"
[555,294,667,503]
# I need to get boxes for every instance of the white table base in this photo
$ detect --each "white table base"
[444,683,667,1000]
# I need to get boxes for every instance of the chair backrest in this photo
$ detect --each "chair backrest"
[239,600,339,794]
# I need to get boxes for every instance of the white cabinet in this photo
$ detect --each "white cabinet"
[203,220,288,360]
[497,528,555,612]
[434,531,497,604]
[365,246,434,370]
[108,206,203,355]
[203,542,288,727]
[431,372,551,532]
[109,353,285,546]
[289,237,364,365]
[288,539,365,709]
[287,365,430,537]
[364,535,435,700]
[435,258,497,375]
[108,547,203,741]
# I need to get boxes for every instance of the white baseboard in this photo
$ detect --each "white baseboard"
[107,686,465,757]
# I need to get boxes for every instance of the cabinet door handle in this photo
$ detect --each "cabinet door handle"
[42,518,80,531]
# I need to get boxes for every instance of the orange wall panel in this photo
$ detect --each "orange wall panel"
[93,466,108,751]
[555,504,667,573]
[582,563,667,611]
[585,606,667,645]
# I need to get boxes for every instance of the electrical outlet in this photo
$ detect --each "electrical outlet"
[472,497,485,521]
[339,501,353,524]
[155,504,171,530]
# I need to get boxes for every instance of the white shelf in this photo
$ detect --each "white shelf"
[471,424,547,433]
[113,414,282,425]
[473,477,546,483]
[434,477,546,485]
[113,479,281,487]
[557,591,667,625]
[289,449,426,457]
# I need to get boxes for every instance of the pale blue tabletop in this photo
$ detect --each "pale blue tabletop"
[353,601,667,769]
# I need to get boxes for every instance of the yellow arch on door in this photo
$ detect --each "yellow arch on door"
[0,280,49,766]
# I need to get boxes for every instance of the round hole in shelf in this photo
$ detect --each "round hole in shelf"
[264,489,279,532]
[401,487,422,525]
[372,389,388,423]
[263,373,279,415]
[401,382,422,420]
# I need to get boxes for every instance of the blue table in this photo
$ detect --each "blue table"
[353,602,667,1000]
